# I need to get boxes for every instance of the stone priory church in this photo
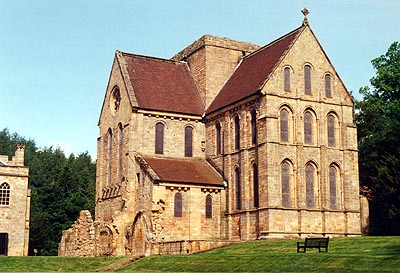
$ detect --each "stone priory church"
[59,14,365,257]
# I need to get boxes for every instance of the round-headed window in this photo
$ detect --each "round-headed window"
[109,86,121,114]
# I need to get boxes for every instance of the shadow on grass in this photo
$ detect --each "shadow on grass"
[382,244,400,256]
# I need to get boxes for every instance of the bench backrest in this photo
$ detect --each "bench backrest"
[305,237,329,247]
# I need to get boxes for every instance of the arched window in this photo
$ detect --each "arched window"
[184,126,193,157]
[235,168,241,210]
[174,193,182,217]
[118,123,123,183]
[216,122,222,155]
[205,194,212,218]
[110,86,121,114]
[234,115,240,150]
[253,164,259,208]
[304,111,313,144]
[304,65,311,95]
[329,166,337,209]
[0,183,10,206]
[155,122,164,155]
[251,110,257,145]
[284,67,291,92]
[325,74,332,97]
[107,129,113,185]
[327,115,335,147]
[280,109,289,142]
[305,163,315,208]
[281,162,290,207]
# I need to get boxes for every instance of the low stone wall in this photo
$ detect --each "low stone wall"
[151,240,234,255]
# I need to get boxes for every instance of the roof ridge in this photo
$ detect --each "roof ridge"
[243,25,305,60]
[143,155,205,162]
[118,50,185,65]
[205,25,306,115]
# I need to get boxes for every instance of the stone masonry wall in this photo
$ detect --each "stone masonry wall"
[173,35,260,109]
[0,145,30,256]
[204,26,361,240]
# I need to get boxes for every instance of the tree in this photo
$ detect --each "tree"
[0,128,96,255]
[355,41,400,235]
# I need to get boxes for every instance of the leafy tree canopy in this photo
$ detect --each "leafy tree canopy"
[356,41,400,235]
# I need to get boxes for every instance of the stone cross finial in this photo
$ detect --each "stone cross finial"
[302,7,309,26]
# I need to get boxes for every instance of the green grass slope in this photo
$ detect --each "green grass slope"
[118,236,400,272]
[0,256,125,272]
[0,237,399,272]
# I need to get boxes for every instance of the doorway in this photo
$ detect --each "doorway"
[0,233,8,256]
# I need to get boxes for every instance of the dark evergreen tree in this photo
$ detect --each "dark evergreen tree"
[0,128,96,255]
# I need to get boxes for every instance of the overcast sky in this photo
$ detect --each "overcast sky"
[1,0,399,158]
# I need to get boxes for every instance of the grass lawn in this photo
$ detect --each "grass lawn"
[0,236,399,272]
[118,236,400,272]
[0,256,126,272]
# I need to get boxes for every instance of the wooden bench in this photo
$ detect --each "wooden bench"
[297,237,329,253]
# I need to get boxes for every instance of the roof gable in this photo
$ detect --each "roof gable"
[119,52,204,115]
[141,157,224,187]
[305,27,354,104]
[206,26,304,114]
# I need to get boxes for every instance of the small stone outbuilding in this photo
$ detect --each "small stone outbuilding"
[0,144,30,256]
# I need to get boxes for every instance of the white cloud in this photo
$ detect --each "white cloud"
[47,141,73,156]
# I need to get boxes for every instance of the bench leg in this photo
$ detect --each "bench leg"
[297,247,306,253]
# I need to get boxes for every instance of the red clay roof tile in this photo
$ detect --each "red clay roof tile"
[142,157,224,186]
[206,26,304,114]
[121,53,204,115]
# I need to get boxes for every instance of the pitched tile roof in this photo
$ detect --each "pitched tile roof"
[142,157,224,187]
[119,52,204,115]
[206,26,304,114]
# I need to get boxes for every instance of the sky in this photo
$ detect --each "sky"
[1,1,399,159]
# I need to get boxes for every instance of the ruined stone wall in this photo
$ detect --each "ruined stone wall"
[0,145,30,256]
[58,210,95,256]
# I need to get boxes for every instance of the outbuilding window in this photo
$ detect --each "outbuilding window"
[0,183,10,206]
